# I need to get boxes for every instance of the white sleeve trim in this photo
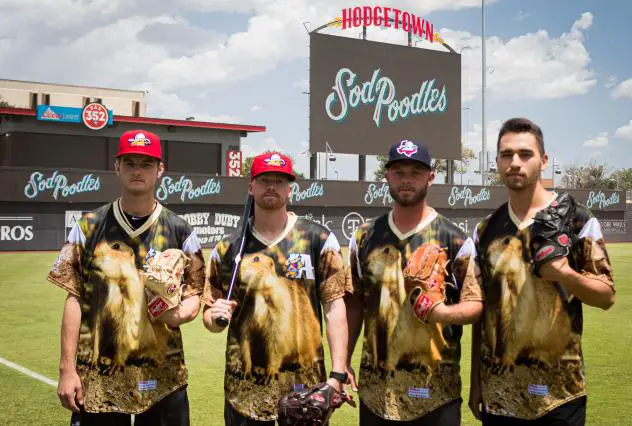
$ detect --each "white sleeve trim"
[472,222,481,244]
[321,232,341,254]
[182,231,202,254]
[456,237,477,259]
[348,233,362,279]
[578,217,604,241]
[210,246,220,263]
[67,223,86,247]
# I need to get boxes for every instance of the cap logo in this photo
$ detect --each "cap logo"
[129,133,151,146]
[396,140,418,158]
[264,153,286,167]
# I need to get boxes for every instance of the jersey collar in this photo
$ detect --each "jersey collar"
[508,191,558,230]
[250,212,298,248]
[387,208,438,241]
[113,198,162,238]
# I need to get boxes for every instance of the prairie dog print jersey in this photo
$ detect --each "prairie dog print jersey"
[202,212,351,421]
[474,193,614,419]
[350,209,483,421]
[48,200,205,414]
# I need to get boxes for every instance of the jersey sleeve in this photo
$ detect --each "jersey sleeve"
[317,232,352,304]
[452,237,484,303]
[181,230,205,299]
[47,221,86,297]
[573,207,615,292]
[201,238,231,307]
[348,227,363,297]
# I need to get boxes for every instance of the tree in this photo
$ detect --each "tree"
[609,168,632,190]
[373,147,476,183]
[453,147,476,184]
[374,155,388,181]
[561,160,612,189]
[485,171,504,186]
[241,150,305,179]
[561,164,584,189]
[0,95,12,108]
[433,147,476,183]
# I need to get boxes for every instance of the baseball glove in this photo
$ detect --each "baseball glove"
[277,383,355,425]
[529,192,577,277]
[142,249,190,321]
[404,244,449,323]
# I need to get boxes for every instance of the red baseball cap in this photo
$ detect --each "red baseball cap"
[250,152,295,181]
[116,130,162,161]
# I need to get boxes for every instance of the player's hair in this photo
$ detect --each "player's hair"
[497,118,545,156]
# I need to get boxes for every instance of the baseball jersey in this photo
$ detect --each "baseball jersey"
[474,192,615,419]
[202,212,351,421]
[350,209,483,421]
[47,199,205,414]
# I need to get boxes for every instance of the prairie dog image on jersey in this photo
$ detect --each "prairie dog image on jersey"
[364,245,403,370]
[364,245,447,373]
[237,253,321,380]
[388,244,448,372]
[91,241,169,369]
[485,235,571,367]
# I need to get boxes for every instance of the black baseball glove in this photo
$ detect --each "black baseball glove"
[529,192,577,277]
[277,383,355,425]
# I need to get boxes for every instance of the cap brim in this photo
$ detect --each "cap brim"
[251,171,296,181]
[385,158,431,169]
[116,150,162,161]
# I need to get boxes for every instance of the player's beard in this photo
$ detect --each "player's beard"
[255,191,287,211]
[502,169,540,191]
[389,183,428,207]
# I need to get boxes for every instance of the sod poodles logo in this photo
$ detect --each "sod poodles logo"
[325,68,448,128]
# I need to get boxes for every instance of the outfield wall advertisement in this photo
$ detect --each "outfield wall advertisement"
[1,168,625,211]
[1,168,628,250]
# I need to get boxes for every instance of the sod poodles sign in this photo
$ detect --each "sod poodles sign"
[309,32,461,159]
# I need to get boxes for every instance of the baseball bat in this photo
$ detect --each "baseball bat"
[215,193,253,328]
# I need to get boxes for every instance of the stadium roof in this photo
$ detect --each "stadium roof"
[0,107,266,133]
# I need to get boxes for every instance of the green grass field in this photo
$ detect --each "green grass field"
[1,245,631,425]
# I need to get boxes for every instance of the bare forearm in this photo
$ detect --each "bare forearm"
[428,301,483,325]
[324,298,348,372]
[161,296,201,328]
[344,293,364,364]
[60,294,81,372]
[470,319,482,386]
[561,272,615,310]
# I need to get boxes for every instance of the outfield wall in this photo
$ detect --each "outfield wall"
[0,168,628,251]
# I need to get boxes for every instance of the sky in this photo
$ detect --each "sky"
[1,0,631,184]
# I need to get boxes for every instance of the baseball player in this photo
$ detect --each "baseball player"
[48,130,205,426]
[469,118,616,425]
[202,152,353,425]
[345,140,484,425]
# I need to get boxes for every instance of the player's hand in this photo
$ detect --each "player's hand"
[345,365,358,393]
[207,299,237,330]
[57,368,84,413]
[468,382,483,420]
[425,302,449,323]
[538,256,574,284]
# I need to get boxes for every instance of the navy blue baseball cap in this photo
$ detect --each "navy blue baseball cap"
[385,139,432,169]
